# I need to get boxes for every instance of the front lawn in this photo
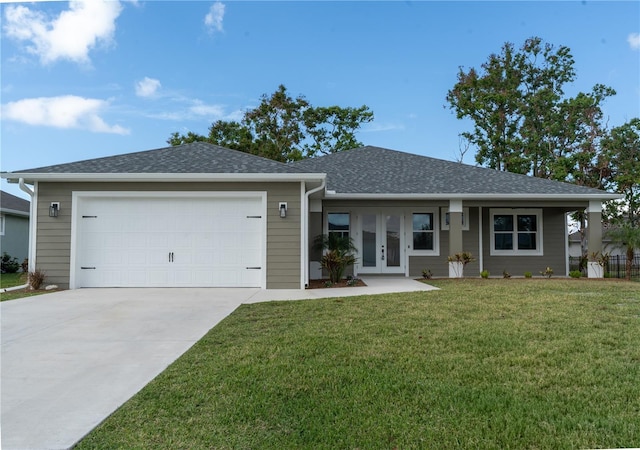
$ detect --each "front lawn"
[0,272,26,289]
[77,279,640,449]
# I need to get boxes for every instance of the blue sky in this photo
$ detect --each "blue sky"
[2,1,639,199]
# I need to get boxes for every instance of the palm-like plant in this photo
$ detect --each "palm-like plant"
[313,234,358,284]
[605,223,640,280]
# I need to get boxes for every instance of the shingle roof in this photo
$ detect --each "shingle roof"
[1,191,30,214]
[292,146,611,196]
[14,142,304,174]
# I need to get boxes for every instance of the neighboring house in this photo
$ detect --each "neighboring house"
[569,226,640,258]
[0,190,30,265]
[1,143,619,289]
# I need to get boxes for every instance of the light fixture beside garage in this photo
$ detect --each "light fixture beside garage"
[49,202,60,217]
[279,202,287,218]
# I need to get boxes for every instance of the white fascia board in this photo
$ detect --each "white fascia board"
[323,192,622,201]
[2,172,327,183]
[0,208,30,217]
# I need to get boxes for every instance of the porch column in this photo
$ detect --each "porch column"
[587,200,604,278]
[449,199,463,255]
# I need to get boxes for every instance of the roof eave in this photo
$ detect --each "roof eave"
[0,208,29,217]
[323,192,622,201]
[3,172,327,183]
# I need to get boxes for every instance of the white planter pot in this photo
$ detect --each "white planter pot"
[587,261,604,279]
[449,261,464,278]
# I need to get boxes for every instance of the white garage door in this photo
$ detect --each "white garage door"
[74,194,265,288]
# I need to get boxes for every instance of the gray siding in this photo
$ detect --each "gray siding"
[409,207,480,277]
[1,214,29,264]
[35,181,301,289]
[482,207,568,277]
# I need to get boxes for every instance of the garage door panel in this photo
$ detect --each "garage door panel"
[76,195,264,288]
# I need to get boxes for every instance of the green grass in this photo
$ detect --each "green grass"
[0,272,26,288]
[77,279,640,449]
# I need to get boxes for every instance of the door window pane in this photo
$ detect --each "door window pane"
[362,214,376,267]
[386,215,400,267]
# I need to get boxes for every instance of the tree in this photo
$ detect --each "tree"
[605,224,640,281]
[168,85,374,162]
[602,118,640,227]
[445,37,615,183]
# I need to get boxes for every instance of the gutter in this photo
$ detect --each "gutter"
[323,192,622,201]
[3,172,327,183]
[303,178,326,287]
[18,178,36,273]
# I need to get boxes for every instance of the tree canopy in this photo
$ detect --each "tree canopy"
[168,85,374,162]
[446,36,616,186]
[601,118,640,226]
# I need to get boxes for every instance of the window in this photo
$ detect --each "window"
[441,207,470,231]
[412,213,434,251]
[328,213,350,239]
[490,209,542,255]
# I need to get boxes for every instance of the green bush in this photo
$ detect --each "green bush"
[569,270,582,278]
[1,253,20,273]
[524,271,533,278]
[480,270,490,279]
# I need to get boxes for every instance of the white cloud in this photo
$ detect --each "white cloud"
[3,0,123,65]
[2,95,129,134]
[189,100,225,117]
[628,32,640,50]
[204,2,225,34]
[135,77,161,97]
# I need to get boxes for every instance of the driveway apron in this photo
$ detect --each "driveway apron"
[1,288,258,450]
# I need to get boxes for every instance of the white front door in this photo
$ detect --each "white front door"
[358,212,405,274]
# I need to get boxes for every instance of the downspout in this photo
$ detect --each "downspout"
[303,178,326,287]
[18,178,36,273]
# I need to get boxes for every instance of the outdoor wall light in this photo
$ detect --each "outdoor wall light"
[279,202,287,218]
[49,202,60,218]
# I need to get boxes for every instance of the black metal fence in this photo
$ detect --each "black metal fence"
[569,255,640,280]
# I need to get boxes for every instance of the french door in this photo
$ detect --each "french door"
[358,212,405,274]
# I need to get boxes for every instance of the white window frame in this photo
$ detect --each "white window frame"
[441,207,470,231]
[407,209,440,256]
[0,214,4,235]
[490,208,543,256]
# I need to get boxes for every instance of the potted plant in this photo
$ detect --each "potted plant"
[447,252,475,278]
[587,251,609,279]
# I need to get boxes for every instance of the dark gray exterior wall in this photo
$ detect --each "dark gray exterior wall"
[1,213,29,265]
[35,181,301,289]
[482,207,568,277]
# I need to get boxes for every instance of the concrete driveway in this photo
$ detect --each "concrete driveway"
[1,279,436,449]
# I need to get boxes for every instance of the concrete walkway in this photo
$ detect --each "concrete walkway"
[1,277,436,450]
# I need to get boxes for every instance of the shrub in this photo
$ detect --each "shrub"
[21,258,29,273]
[480,270,490,279]
[569,270,582,278]
[422,268,433,279]
[314,234,358,284]
[503,270,511,279]
[540,267,554,278]
[1,252,20,273]
[28,269,46,290]
[524,271,533,278]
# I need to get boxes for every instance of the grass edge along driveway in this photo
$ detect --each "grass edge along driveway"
[77,279,640,449]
